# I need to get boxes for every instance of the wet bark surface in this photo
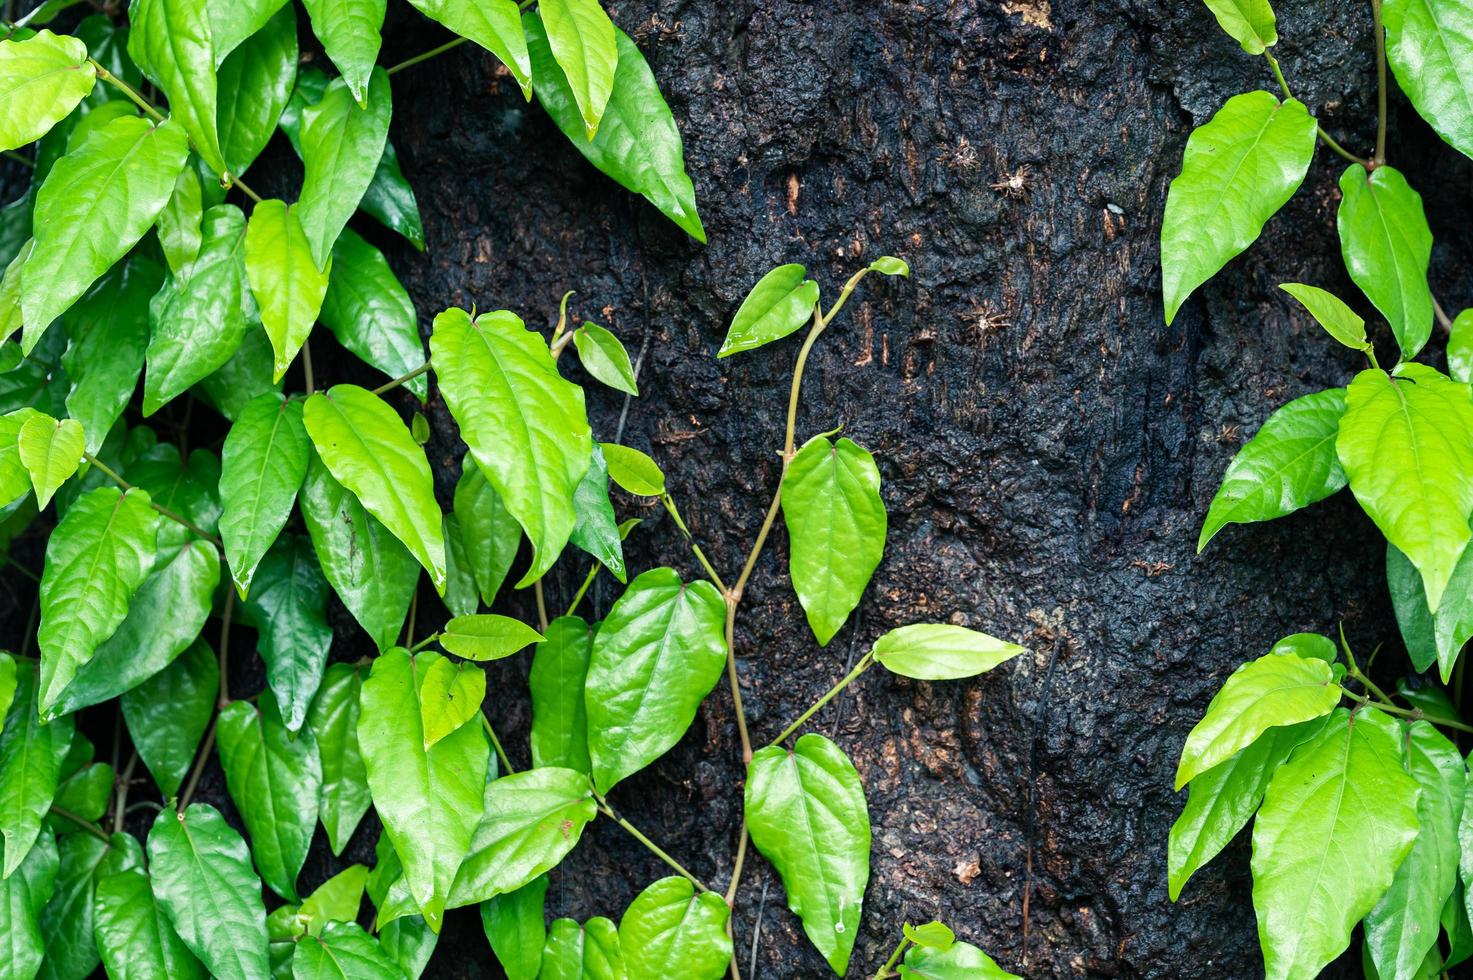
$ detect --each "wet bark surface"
[5,0,1472,977]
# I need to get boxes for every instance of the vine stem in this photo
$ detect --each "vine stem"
[113,752,138,834]
[872,937,911,980]
[661,493,727,592]
[566,563,600,618]
[83,452,223,547]
[50,806,110,842]
[533,578,550,632]
[371,362,432,395]
[1371,0,1388,166]
[1341,686,1473,733]
[482,714,515,774]
[1262,52,1373,168]
[590,786,712,893]
[2,149,33,168]
[386,36,468,76]
[301,339,316,396]
[770,653,876,747]
[180,583,235,811]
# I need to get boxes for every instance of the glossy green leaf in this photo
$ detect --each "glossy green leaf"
[619,876,731,980]
[1252,708,1420,980]
[454,456,521,606]
[718,264,819,358]
[217,698,322,901]
[156,166,202,278]
[147,805,269,979]
[568,445,625,583]
[1338,364,1473,619]
[419,656,484,750]
[898,941,1020,980]
[0,660,73,878]
[304,384,447,592]
[1279,283,1368,350]
[405,0,530,96]
[358,648,487,930]
[782,434,886,646]
[0,831,57,978]
[600,442,664,496]
[1201,0,1277,53]
[430,308,590,586]
[1450,309,1473,384]
[293,919,401,979]
[198,329,280,422]
[441,614,544,662]
[309,664,372,856]
[302,0,386,106]
[298,69,391,268]
[216,2,297,176]
[1174,650,1339,789]
[481,875,547,980]
[246,199,331,381]
[242,535,334,732]
[0,409,39,506]
[573,321,638,395]
[366,833,439,977]
[22,115,189,343]
[745,734,868,975]
[0,654,14,726]
[299,864,369,936]
[1388,541,1473,678]
[1337,164,1434,359]
[36,830,114,978]
[530,615,594,774]
[127,0,225,174]
[209,0,290,65]
[585,568,726,792]
[94,866,206,980]
[0,242,29,345]
[903,921,956,950]
[1383,0,1473,160]
[525,14,705,242]
[1160,91,1316,325]
[540,916,624,980]
[48,761,112,834]
[868,255,909,277]
[871,623,1024,680]
[539,0,615,138]
[1198,388,1348,551]
[320,229,427,400]
[120,638,217,798]
[221,392,310,596]
[0,30,97,152]
[436,522,479,610]
[18,413,82,508]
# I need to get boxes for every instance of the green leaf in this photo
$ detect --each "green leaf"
[217,698,322,901]
[538,0,615,138]
[216,2,297,176]
[1383,0,1473,160]
[430,308,591,586]
[1174,650,1339,789]
[1201,0,1278,54]
[300,452,417,652]
[245,199,331,381]
[48,761,113,834]
[0,830,57,977]
[619,876,731,980]
[298,69,391,268]
[156,166,202,279]
[1365,722,1464,980]
[0,408,39,507]
[94,867,206,980]
[300,0,385,107]
[0,242,30,346]
[540,916,623,980]
[1168,717,1326,900]
[1252,708,1421,980]
[142,203,254,415]
[1198,388,1348,551]
[198,328,280,423]
[1278,283,1368,350]
[717,264,820,358]
[440,614,544,662]
[1450,309,1473,384]
[600,442,664,496]
[127,0,225,174]
[530,615,594,774]
[573,321,638,395]
[299,864,369,936]
[441,515,478,617]
[568,445,625,582]
[0,654,14,725]
[745,734,868,975]
[871,623,1024,680]
[1388,541,1473,678]
[0,660,73,877]
[209,0,290,65]
[453,456,521,606]
[358,648,488,930]
[404,0,530,97]
[36,830,113,977]
[242,535,334,732]
[782,435,886,646]
[304,384,446,592]
[1337,164,1434,359]
[293,919,401,979]
[120,638,217,798]
[319,229,427,400]
[867,255,909,277]
[147,803,270,980]
[903,921,955,950]
[898,941,1020,980]
[21,115,189,343]
[585,568,726,792]
[37,485,159,715]
[419,656,484,750]
[18,413,82,508]
[0,30,96,153]
[481,875,547,980]
[525,14,705,242]
[309,663,372,856]
[1160,91,1316,325]
[220,392,310,596]
[1338,364,1473,619]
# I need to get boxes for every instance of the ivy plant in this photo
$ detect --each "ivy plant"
[0,2,1020,975]
[1164,1,1473,977]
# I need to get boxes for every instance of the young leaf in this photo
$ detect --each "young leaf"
[1174,650,1339,788]
[745,734,868,975]
[299,863,369,936]
[525,14,705,242]
[530,615,594,774]
[120,639,217,798]
[157,167,203,279]
[782,435,886,646]
[904,921,956,950]
[1278,283,1368,351]
[22,115,189,343]
[1337,164,1434,359]
[217,698,323,901]
[1201,0,1278,54]
[1198,388,1348,551]
[319,229,427,401]
[300,0,386,107]
[309,663,372,857]
[297,69,392,268]
[1337,364,1473,619]
[95,867,207,979]
[440,614,544,662]
[871,623,1024,680]
[127,0,226,174]
[37,485,160,715]
[358,648,488,930]
[0,660,74,878]
[454,456,522,606]
[220,392,310,596]
[0,831,57,979]
[481,875,548,980]
[619,876,732,979]
[419,656,485,750]
[147,804,270,980]
[600,442,665,496]
[585,567,727,793]
[1382,0,1473,160]
[1160,91,1317,324]
[899,941,1020,980]
[216,2,298,176]
[1252,708,1420,980]
[868,255,909,277]
[573,321,639,395]
[430,308,591,587]
[718,264,820,358]
[541,916,624,980]
[404,0,531,96]
[0,30,97,152]
[244,199,331,381]
[17,413,82,508]
[538,0,616,138]
[568,444,626,582]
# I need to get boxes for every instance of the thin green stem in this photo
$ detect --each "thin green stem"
[482,714,515,774]
[724,820,748,905]
[50,806,110,842]
[371,362,431,396]
[113,752,138,834]
[770,653,875,747]
[386,36,468,76]
[591,787,711,893]
[724,601,752,765]
[873,938,912,980]
[217,588,234,707]
[1341,686,1473,734]
[301,339,316,396]
[1262,52,1371,167]
[404,583,420,649]
[1371,0,1388,166]
[408,631,440,653]
[84,452,223,547]
[533,578,550,633]
[661,493,727,592]
[2,149,33,168]
[1264,51,1292,99]
[177,722,215,811]
[566,563,600,618]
